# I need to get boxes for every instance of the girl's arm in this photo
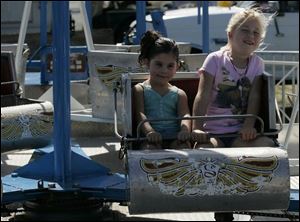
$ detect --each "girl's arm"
[191,71,214,142]
[177,88,191,135]
[132,84,161,142]
[192,71,214,130]
[239,75,263,141]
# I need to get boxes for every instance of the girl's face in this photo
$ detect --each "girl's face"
[230,18,262,56]
[147,53,178,85]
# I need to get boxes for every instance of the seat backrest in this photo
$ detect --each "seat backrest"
[129,72,278,139]
[170,78,199,111]
[259,72,277,134]
[1,51,23,107]
[1,51,18,96]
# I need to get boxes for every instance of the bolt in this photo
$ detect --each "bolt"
[48,183,56,188]
[11,173,18,178]
[37,180,44,189]
[73,183,80,188]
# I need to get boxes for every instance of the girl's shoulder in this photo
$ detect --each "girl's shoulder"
[246,54,264,77]
[169,84,187,97]
[211,49,229,57]
[207,50,224,58]
[202,50,227,70]
[205,50,228,63]
[250,53,264,63]
[133,81,146,92]
[170,85,179,93]
[249,53,264,68]
[139,80,150,87]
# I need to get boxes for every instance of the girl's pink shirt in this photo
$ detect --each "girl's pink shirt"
[198,50,264,134]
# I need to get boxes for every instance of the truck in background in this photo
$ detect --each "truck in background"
[1,1,52,35]
[128,1,299,52]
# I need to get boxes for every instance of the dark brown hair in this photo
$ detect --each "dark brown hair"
[138,30,179,65]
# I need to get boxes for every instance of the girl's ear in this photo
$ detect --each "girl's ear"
[228,31,233,39]
[176,62,180,71]
[142,58,150,67]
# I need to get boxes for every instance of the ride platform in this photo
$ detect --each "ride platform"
[1,124,298,221]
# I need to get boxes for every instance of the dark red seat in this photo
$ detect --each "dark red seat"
[1,51,21,107]
[129,73,278,145]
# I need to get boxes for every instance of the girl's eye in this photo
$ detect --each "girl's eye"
[241,28,260,37]
[242,29,250,33]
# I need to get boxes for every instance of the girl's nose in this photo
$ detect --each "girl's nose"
[161,66,168,73]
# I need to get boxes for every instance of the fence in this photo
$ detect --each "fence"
[258,51,299,124]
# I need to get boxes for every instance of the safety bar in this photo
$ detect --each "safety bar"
[134,116,282,142]
[1,81,22,96]
[114,87,123,140]
[136,115,265,140]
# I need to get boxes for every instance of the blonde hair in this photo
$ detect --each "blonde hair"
[221,8,274,51]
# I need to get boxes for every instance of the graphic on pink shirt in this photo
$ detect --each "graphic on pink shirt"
[215,67,251,115]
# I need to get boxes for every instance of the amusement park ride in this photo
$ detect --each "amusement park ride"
[1,1,299,220]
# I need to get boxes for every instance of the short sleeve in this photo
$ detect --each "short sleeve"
[247,54,264,80]
[198,52,219,77]
[256,55,264,75]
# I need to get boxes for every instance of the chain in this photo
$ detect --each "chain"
[118,137,127,160]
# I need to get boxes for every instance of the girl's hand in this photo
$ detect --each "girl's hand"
[239,127,257,141]
[177,130,190,142]
[191,129,209,143]
[146,131,162,144]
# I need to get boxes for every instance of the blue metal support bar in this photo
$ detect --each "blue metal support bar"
[202,1,209,53]
[134,1,146,44]
[197,1,201,24]
[40,1,49,85]
[150,10,167,37]
[85,1,92,28]
[52,1,72,188]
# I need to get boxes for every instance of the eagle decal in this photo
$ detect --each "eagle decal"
[96,65,147,87]
[140,155,279,196]
[1,112,53,141]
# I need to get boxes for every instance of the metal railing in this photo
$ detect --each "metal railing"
[264,54,299,123]
[257,50,298,82]
[257,51,299,124]
[258,51,299,150]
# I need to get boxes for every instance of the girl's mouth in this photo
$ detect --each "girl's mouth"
[157,74,168,78]
[243,40,254,46]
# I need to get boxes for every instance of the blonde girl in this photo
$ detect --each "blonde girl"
[192,9,275,148]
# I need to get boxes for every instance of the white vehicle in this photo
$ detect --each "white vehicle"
[130,1,299,52]
[1,1,52,35]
